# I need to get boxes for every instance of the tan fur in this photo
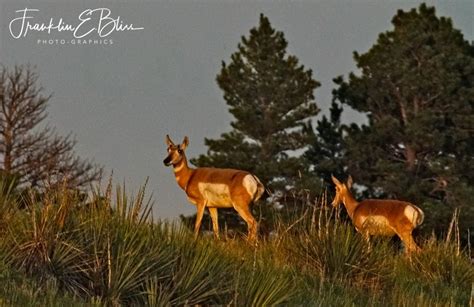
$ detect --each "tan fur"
[164,135,264,242]
[331,175,424,253]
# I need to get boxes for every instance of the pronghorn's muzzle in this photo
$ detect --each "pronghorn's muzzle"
[163,156,172,166]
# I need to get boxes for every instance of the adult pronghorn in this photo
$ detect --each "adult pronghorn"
[331,175,424,253]
[163,135,264,242]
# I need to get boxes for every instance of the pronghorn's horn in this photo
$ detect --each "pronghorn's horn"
[346,175,353,188]
[166,134,175,146]
[331,175,341,186]
[182,136,189,149]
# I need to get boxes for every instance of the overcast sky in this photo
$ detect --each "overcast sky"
[0,0,472,219]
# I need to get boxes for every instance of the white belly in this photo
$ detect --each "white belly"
[198,182,233,207]
[360,215,396,236]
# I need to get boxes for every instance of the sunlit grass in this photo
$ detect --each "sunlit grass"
[0,180,471,305]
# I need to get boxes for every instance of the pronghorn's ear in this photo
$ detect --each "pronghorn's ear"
[346,175,353,189]
[181,136,189,150]
[331,175,341,187]
[166,135,175,146]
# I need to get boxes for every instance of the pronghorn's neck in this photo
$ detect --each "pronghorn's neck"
[342,189,359,220]
[173,156,194,191]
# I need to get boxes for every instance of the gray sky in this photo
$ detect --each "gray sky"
[0,0,472,219]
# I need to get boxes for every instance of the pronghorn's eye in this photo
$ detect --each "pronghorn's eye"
[178,149,183,154]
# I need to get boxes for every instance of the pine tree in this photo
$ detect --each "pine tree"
[192,14,320,194]
[333,4,474,240]
[187,14,321,234]
[304,101,346,189]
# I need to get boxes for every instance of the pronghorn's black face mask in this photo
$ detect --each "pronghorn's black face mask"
[163,135,189,167]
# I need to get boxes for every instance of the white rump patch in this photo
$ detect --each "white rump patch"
[197,182,232,207]
[404,206,419,225]
[242,175,258,197]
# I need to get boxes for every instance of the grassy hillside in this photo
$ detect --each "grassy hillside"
[0,181,472,306]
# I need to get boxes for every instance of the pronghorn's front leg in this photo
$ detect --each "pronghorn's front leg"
[208,207,219,239]
[194,203,206,239]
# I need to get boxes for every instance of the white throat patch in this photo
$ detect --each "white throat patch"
[173,163,185,173]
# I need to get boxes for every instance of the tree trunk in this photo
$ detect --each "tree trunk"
[3,126,12,173]
[405,144,417,172]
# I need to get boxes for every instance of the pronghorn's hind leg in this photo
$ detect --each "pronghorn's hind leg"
[396,216,422,254]
[208,207,220,239]
[398,230,421,254]
[232,196,258,243]
[360,230,372,252]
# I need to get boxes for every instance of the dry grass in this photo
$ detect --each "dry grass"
[0,180,471,306]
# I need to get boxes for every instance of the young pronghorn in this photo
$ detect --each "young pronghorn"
[163,135,265,242]
[331,175,424,253]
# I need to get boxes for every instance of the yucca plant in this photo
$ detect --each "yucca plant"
[0,175,21,234]
[0,178,472,306]
[72,180,175,305]
[387,211,473,306]
[387,289,462,307]
[2,187,91,297]
[114,179,153,224]
[144,276,174,307]
[150,226,232,305]
[291,272,377,306]
[411,239,473,286]
[286,201,391,284]
[97,221,173,305]
[0,254,92,306]
[391,238,474,305]
[298,223,389,280]
[231,265,296,306]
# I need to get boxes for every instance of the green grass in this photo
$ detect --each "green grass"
[0,258,88,306]
[0,181,472,306]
